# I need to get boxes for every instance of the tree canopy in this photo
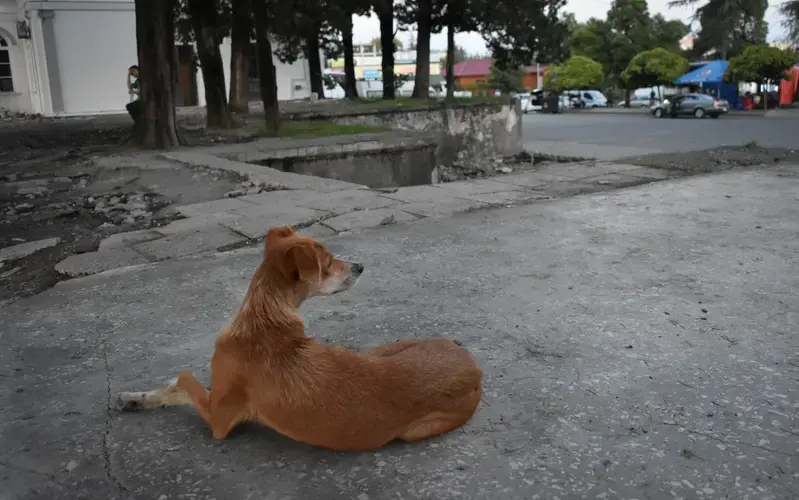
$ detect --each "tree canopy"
[543,55,604,90]
[622,48,689,88]
[669,0,768,59]
[725,44,797,83]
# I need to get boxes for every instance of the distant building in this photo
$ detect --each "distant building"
[0,0,314,116]
[441,59,548,90]
[328,43,447,80]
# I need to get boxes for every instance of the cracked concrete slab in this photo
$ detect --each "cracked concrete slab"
[132,225,246,261]
[322,208,419,233]
[55,248,151,277]
[0,237,60,263]
[2,166,797,499]
[1,166,798,499]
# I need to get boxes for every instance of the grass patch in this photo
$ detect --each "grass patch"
[259,120,388,138]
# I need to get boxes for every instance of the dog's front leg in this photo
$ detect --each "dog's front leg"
[117,377,195,412]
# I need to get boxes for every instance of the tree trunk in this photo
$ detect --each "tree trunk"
[377,2,395,99]
[229,0,251,114]
[252,0,279,134]
[187,0,234,129]
[341,13,358,99]
[445,18,455,100]
[412,0,431,99]
[305,23,324,99]
[132,0,182,149]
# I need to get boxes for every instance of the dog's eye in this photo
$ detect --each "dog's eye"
[327,258,333,268]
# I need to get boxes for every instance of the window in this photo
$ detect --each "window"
[0,36,12,93]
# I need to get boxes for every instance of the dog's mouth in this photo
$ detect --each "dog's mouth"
[319,261,364,296]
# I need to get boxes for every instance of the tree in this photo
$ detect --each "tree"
[622,48,689,91]
[543,55,604,91]
[329,1,372,99]
[782,1,799,46]
[649,14,689,54]
[228,0,251,114]
[253,0,280,134]
[372,1,398,99]
[398,0,445,99]
[726,44,796,109]
[133,0,183,149]
[669,0,768,59]
[488,63,524,93]
[438,0,484,99]
[185,0,235,128]
[482,0,571,68]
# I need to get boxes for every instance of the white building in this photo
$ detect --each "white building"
[0,0,313,116]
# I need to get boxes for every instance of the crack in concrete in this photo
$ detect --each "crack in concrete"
[98,331,129,499]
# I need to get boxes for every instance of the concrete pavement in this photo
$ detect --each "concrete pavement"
[2,164,798,500]
[53,151,676,278]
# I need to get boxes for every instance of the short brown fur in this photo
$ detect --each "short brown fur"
[118,226,483,451]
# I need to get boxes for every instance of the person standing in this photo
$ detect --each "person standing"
[127,65,140,102]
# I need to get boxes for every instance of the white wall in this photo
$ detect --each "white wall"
[272,39,311,101]
[194,38,231,108]
[0,0,32,113]
[51,9,136,114]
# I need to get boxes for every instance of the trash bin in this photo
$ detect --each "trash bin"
[541,93,560,114]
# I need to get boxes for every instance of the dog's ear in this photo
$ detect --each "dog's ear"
[284,243,321,284]
[265,226,296,250]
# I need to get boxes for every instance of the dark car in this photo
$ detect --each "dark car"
[650,93,729,119]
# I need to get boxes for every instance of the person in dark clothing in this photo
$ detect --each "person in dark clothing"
[126,65,142,127]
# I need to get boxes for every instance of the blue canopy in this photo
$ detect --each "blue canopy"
[674,60,729,85]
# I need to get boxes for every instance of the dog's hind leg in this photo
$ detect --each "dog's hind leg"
[117,378,194,412]
[178,371,249,440]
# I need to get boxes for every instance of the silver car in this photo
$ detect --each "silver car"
[651,93,729,119]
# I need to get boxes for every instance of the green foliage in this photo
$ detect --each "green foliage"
[782,0,799,45]
[481,0,571,67]
[544,56,604,90]
[488,64,525,93]
[670,0,768,59]
[726,44,797,83]
[566,0,689,91]
[622,48,689,88]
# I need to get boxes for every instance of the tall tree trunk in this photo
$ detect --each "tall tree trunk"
[341,13,358,99]
[445,18,455,100]
[132,0,182,149]
[252,0,279,134]
[377,2,395,99]
[412,0,431,99]
[229,0,251,114]
[305,23,324,99]
[187,0,234,129]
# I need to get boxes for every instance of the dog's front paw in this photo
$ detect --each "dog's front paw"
[117,392,146,412]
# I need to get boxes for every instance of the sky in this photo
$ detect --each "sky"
[352,0,789,56]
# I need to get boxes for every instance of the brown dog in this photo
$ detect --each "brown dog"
[117,226,482,451]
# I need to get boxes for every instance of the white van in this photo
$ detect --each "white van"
[564,90,608,108]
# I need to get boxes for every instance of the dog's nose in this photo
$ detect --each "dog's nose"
[352,263,364,274]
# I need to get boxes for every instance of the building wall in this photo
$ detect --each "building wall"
[3,0,306,116]
[454,73,541,91]
[0,0,31,113]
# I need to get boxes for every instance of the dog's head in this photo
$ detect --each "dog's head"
[260,226,364,303]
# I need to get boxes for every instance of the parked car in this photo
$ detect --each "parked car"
[624,96,653,108]
[650,93,729,118]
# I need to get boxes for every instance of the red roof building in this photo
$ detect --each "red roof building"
[441,58,548,90]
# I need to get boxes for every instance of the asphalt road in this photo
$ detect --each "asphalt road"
[523,111,799,160]
[2,164,798,500]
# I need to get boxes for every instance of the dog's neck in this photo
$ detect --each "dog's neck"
[230,274,306,337]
